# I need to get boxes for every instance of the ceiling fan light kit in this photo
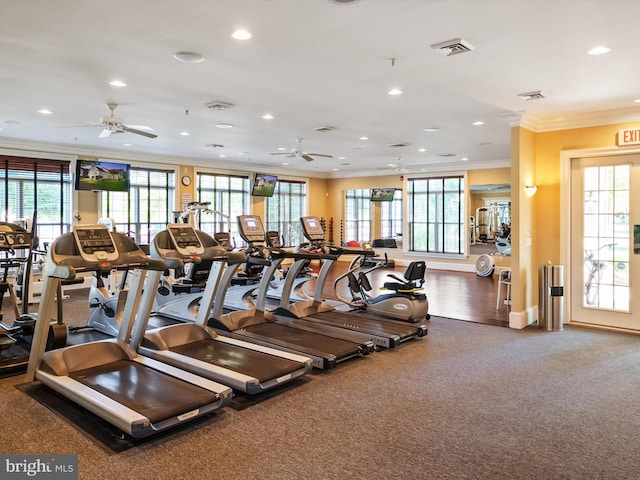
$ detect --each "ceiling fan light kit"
[93,103,157,139]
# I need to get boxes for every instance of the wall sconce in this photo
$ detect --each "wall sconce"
[524,185,537,197]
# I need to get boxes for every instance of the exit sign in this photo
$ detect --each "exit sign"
[618,128,640,146]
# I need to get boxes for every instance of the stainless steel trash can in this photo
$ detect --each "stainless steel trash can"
[539,265,564,331]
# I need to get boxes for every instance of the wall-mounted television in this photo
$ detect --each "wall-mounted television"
[370,188,396,202]
[75,160,130,192]
[251,173,278,197]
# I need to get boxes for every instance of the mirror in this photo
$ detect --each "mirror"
[469,184,511,256]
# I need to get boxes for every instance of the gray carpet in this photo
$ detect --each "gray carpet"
[3,311,640,479]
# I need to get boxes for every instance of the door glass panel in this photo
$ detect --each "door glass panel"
[582,164,630,311]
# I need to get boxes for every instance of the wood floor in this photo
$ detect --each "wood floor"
[308,261,511,328]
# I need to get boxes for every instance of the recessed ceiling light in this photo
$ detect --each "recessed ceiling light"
[423,128,439,132]
[110,80,127,87]
[232,29,252,40]
[262,114,274,120]
[173,51,205,63]
[472,121,485,126]
[634,98,640,103]
[282,162,289,166]
[238,151,247,155]
[219,154,226,158]
[338,156,346,160]
[215,123,233,129]
[418,148,426,152]
[461,157,469,161]
[332,168,339,171]
[588,46,610,55]
[179,131,190,136]
[388,88,403,96]
[387,163,395,167]
[38,109,52,115]
[359,136,369,140]
[277,147,287,151]
[122,143,132,147]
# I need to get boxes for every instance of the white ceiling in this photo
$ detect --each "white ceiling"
[2,0,640,178]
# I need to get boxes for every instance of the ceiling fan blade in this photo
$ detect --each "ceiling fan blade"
[98,128,112,138]
[306,153,333,158]
[270,152,289,155]
[301,154,314,162]
[122,125,157,138]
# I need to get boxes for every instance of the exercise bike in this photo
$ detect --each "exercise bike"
[335,256,430,323]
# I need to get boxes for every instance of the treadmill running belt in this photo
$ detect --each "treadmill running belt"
[310,311,418,340]
[244,322,359,359]
[170,339,303,383]
[69,360,219,424]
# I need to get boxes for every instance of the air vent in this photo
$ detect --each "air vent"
[206,143,224,149]
[313,125,336,132]
[205,101,234,110]
[438,153,456,157]
[431,38,474,56]
[518,90,545,101]
[386,142,410,148]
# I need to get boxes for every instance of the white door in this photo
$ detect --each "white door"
[570,154,640,329]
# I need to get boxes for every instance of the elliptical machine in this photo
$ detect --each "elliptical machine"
[336,256,430,323]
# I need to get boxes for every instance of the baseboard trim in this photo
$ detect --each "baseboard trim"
[509,305,538,329]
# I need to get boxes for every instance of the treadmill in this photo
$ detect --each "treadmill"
[273,216,427,348]
[25,225,233,438]
[138,225,312,394]
[207,215,375,370]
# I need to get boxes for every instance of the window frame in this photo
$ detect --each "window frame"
[344,188,372,243]
[265,178,307,246]
[100,165,175,245]
[0,155,71,246]
[195,172,250,245]
[406,174,466,255]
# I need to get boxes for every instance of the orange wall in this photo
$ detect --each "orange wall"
[534,122,635,266]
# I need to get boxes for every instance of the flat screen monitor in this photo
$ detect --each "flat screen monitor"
[75,160,130,192]
[370,188,396,202]
[251,173,278,197]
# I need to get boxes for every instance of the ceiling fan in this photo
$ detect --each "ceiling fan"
[270,138,333,162]
[89,103,157,139]
[378,157,409,173]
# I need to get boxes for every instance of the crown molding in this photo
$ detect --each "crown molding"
[516,106,640,132]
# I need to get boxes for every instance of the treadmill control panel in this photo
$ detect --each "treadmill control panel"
[73,225,119,262]
[167,224,205,256]
[0,224,32,250]
[237,215,266,244]
[301,216,325,242]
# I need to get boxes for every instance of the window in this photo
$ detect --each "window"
[381,189,403,239]
[345,189,371,243]
[407,176,465,254]
[582,164,629,311]
[101,167,175,245]
[0,155,71,245]
[265,179,307,246]
[196,173,249,245]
